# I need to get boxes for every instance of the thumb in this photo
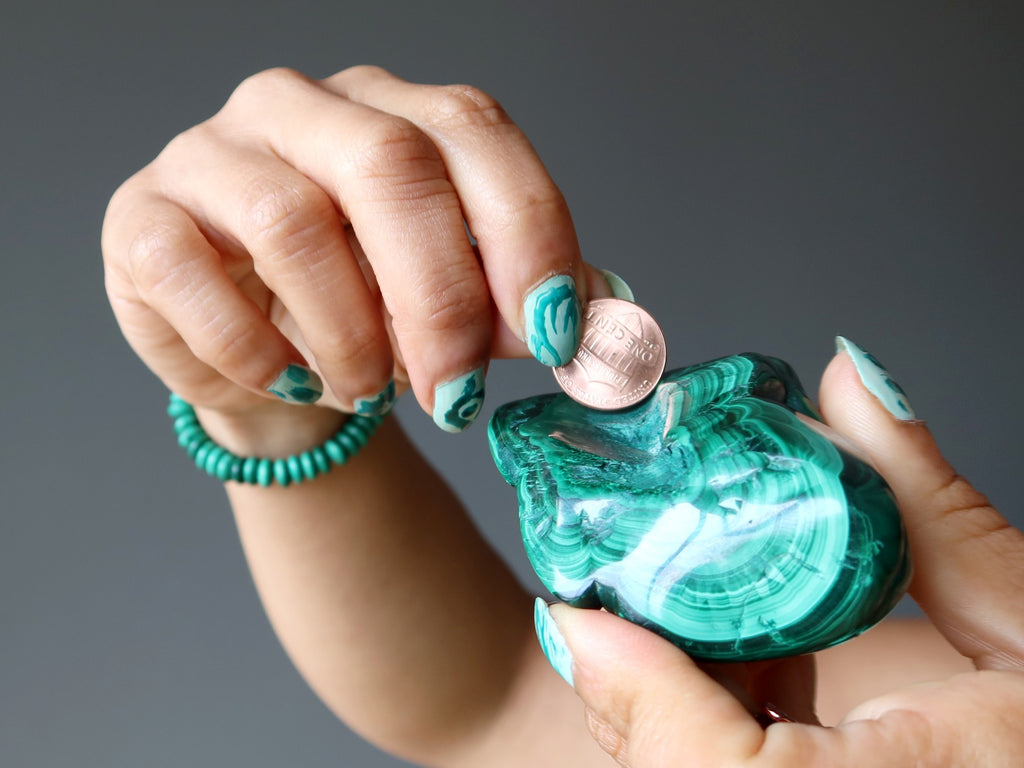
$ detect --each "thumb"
[533,599,767,766]
[820,337,1024,670]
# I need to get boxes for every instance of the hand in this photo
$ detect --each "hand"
[536,341,1024,766]
[103,65,614,448]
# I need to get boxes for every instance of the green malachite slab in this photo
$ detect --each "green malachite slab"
[489,353,911,661]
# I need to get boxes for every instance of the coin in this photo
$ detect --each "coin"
[553,298,667,410]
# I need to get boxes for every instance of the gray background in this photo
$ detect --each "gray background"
[2,2,1021,766]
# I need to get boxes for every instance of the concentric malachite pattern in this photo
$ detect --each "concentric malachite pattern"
[489,353,911,661]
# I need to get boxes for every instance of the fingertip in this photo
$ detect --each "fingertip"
[820,337,953,504]
[265,363,324,405]
[431,366,485,433]
[534,598,574,687]
[599,269,635,301]
[546,604,688,691]
[549,604,764,758]
[834,336,917,421]
[352,379,396,416]
[523,274,581,367]
[582,264,636,302]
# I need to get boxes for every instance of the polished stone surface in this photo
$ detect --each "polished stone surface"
[489,353,911,661]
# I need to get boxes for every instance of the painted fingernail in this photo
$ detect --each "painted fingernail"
[267,364,323,405]
[353,380,396,416]
[600,269,635,302]
[433,367,485,433]
[836,336,916,420]
[534,597,574,687]
[524,275,581,367]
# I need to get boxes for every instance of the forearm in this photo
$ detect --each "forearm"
[203,407,533,763]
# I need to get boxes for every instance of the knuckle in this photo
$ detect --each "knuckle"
[425,84,510,130]
[126,217,196,295]
[325,63,391,87]
[156,121,215,165]
[224,66,308,112]
[102,175,146,262]
[486,182,570,236]
[204,314,263,371]
[928,473,1017,544]
[584,707,630,764]
[395,270,489,336]
[241,178,336,257]
[314,323,385,370]
[104,174,140,224]
[349,116,445,189]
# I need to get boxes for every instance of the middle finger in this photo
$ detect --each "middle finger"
[324,65,587,368]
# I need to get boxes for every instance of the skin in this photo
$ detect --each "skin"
[102,66,1024,767]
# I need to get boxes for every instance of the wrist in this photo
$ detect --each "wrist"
[193,402,348,458]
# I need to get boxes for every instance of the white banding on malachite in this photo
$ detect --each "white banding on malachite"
[433,367,486,433]
[354,380,396,416]
[523,275,581,367]
[533,598,574,687]
[490,353,911,661]
[836,336,916,421]
[266,364,323,405]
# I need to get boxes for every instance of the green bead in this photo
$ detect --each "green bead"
[170,395,385,487]
[203,446,226,475]
[185,437,207,459]
[324,438,348,464]
[215,451,235,481]
[299,451,317,481]
[310,447,330,474]
[488,353,910,662]
[173,414,198,433]
[194,441,215,467]
[335,432,358,455]
[167,396,192,418]
[273,459,291,487]
[256,458,273,487]
[177,425,204,447]
[286,455,304,484]
[345,421,371,447]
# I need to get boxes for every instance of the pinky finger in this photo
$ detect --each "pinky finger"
[121,196,322,405]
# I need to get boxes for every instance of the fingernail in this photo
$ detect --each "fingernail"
[836,336,916,420]
[523,275,581,367]
[353,379,396,416]
[599,269,635,301]
[433,367,485,433]
[267,364,323,405]
[534,598,574,687]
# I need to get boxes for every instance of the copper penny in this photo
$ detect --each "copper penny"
[553,298,667,410]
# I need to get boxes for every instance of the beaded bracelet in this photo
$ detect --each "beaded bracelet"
[168,393,385,487]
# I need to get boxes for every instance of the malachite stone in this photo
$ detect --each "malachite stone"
[488,353,911,662]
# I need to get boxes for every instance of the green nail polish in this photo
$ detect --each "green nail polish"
[267,364,323,405]
[433,368,485,433]
[354,380,396,416]
[836,336,916,420]
[534,598,574,687]
[524,275,581,367]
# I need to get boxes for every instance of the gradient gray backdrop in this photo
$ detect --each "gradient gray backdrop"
[3,2,1021,766]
